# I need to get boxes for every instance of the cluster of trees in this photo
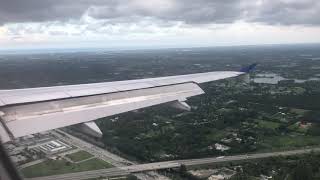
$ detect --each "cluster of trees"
[237,81,320,111]
[230,153,320,180]
[173,153,320,180]
[97,81,264,161]
[96,78,320,162]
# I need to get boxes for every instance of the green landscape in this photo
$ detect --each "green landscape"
[21,156,112,178]
[2,44,320,179]
[96,78,320,163]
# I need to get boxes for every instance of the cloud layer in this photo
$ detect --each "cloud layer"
[1,0,320,25]
[1,0,320,49]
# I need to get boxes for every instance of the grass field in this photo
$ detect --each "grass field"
[21,158,113,178]
[258,135,320,150]
[66,150,94,162]
[288,122,309,133]
[256,120,281,130]
[206,129,227,141]
[290,108,309,116]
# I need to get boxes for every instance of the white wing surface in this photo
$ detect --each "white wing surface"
[0,70,247,142]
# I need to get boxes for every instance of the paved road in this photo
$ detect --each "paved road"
[26,147,320,180]
[18,159,46,170]
[178,148,320,166]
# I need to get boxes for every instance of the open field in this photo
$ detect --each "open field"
[66,150,94,162]
[21,158,113,178]
[258,135,320,150]
[256,120,281,130]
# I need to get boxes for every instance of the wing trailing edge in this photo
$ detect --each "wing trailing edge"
[0,83,204,142]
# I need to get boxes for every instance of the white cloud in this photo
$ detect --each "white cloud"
[0,0,320,49]
[0,15,320,49]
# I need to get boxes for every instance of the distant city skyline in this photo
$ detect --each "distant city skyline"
[1,0,320,50]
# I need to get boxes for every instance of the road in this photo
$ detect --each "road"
[178,148,320,166]
[51,129,170,180]
[18,159,46,170]
[26,147,320,180]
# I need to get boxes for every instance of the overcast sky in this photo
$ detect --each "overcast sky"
[0,0,320,50]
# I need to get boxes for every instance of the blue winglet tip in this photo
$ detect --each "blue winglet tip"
[240,63,257,73]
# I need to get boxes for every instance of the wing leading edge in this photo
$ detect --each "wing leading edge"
[0,65,256,142]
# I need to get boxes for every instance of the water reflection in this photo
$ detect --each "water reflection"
[253,73,320,84]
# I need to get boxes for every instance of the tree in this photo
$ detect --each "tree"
[291,160,313,180]
[179,164,188,177]
[230,172,250,180]
[127,175,138,180]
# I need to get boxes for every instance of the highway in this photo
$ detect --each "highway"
[178,148,320,166]
[26,147,320,180]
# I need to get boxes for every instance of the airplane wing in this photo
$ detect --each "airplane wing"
[0,65,256,142]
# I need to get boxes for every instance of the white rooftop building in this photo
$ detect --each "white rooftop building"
[214,143,230,152]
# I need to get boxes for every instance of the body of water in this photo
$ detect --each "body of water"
[253,73,320,84]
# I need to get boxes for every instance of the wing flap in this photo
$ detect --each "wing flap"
[0,123,10,143]
[80,121,103,137]
[1,83,204,139]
